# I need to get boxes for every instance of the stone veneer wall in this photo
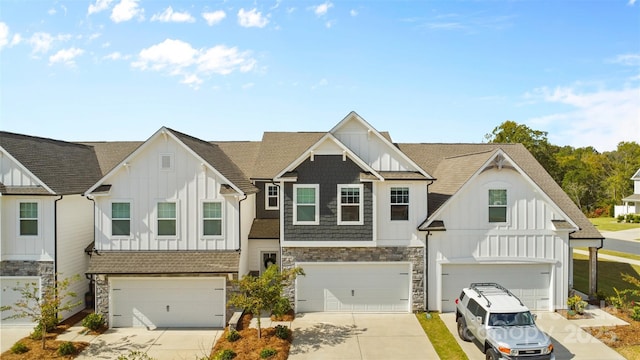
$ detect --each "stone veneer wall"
[94,273,239,327]
[0,260,55,291]
[281,246,425,312]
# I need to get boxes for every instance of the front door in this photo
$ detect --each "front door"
[261,252,278,273]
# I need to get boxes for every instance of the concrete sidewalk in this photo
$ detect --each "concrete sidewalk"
[288,313,437,360]
[574,248,640,266]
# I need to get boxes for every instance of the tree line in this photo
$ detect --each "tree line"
[486,121,640,217]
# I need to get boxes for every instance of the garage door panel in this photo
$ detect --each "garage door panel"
[111,278,225,328]
[0,277,40,325]
[296,263,411,313]
[441,264,550,312]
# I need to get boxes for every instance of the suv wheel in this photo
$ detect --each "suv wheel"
[485,348,500,360]
[457,317,472,342]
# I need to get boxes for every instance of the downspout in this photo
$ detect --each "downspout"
[236,193,248,251]
[54,195,63,319]
[84,195,97,310]
[423,179,434,312]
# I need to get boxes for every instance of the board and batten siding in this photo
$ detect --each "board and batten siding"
[427,168,571,311]
[375,181,427,247]
[57,195,93,318]
[333,120,415,172]
[93,136,240,251]
[0,153,43,188]
[1,196,55,261]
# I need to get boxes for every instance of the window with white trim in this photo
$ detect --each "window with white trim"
[19,202,38,236]
[488,189,507,223]
[111,202,131,236]
[203,201,223,236]
[265,184,279,210]
[157,202,177,236]
[338,184,363,225]
[294,184,319,225]
[390,187,409,221]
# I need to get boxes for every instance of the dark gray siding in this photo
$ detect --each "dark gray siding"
[283,155,373,241]
[255,181,280,219]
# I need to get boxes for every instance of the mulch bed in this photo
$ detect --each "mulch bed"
[582,308,639,348]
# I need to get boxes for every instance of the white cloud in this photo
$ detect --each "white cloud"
[237,8,268,28]
[104,51,129,60]
[313,2,333,16]
[610,53,640,66]
[48,8,57,15]
[0,22,8,50]
[203,10,226,26]
[325,20,336,28]
[111,0,143,23]
[151,7,195,23]
[132,39,256,86]
[11,34,22,46]
[88,0,114,15]
[629,0,636,5]
[49,47,84,66]
[28,32,71,54]
[311,78,328,90]
[526,85,640,152]
[350,9,358,17]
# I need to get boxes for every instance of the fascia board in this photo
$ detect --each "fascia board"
[0,146,55,194]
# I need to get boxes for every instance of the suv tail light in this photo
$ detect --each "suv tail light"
[455,298,459,304]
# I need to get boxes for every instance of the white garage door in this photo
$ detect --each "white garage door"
[296,263,411,313]
[0,277,40,325]
[441,264,551,312]
[111,277,225,328]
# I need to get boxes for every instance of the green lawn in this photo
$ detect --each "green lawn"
[575,247,640,262]
[573,253,640,299]
[416,312,468,360]
[589,217,640,232]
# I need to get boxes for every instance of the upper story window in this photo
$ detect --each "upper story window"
[265,184,279,210]
[488,189,507,223]
[390,187,409,221]
[294,184,319,225]
[111,202,131,236]
[203,202,223,236]
[338,184,363,225]
[157,202,177,236]
[19,202,38,236]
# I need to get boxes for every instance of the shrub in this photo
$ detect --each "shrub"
[617,215,625,223]
[608,288,631,309]
[226,329,240,342]
[213,349,236,360]
[567,294,588,314]
[10,341,29,354]
[82,313,105,331]
[57,341,76,356]
[274,324,290,340]
[30,324,43,340]
[631,306,640,322]
[260,348,277,358]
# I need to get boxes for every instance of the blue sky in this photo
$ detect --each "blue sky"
[1,0,638,152]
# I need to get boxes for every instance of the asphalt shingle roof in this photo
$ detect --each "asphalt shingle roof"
[398,143,602,240]
[0,131,103,194]
[79,141,142,175]
[248,218,280,239]
[86,251,240,274]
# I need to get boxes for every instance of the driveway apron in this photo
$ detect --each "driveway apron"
[288,313,437,360]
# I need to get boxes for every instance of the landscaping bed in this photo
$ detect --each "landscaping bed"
[210,312,293,360]
[583,307,640,358]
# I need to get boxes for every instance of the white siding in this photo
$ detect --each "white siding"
[94,135,241,251]
[238,194,256,276]
[57,195,93,319]
[0,152,42,188]
[375,181,427,246]
[1,196,55,261]
[427,168,570,312]
[247,239,279,274]
[333,119,416,172]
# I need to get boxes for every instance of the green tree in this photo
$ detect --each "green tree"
[228,265,304,338]
[603,141,640,206]
[1,274,82,349]
[485,120,561,183]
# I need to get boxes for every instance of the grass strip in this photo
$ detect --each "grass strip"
[415,312,468,360]
[589,217,640,232]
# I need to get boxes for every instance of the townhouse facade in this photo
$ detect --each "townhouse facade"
[1,112,604,328]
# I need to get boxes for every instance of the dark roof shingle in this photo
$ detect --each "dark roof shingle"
[86,251,240,274]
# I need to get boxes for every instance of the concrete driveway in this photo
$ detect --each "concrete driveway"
[56,323,221,360]
[441,308,626,360]
[0,326,33,353]
[288,313,437,360]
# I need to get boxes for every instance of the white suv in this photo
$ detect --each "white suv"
[455,283,555,360]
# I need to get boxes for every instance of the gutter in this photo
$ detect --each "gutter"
[54,195,63,278]
[236,193,248,251]
[423,179,434,311]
